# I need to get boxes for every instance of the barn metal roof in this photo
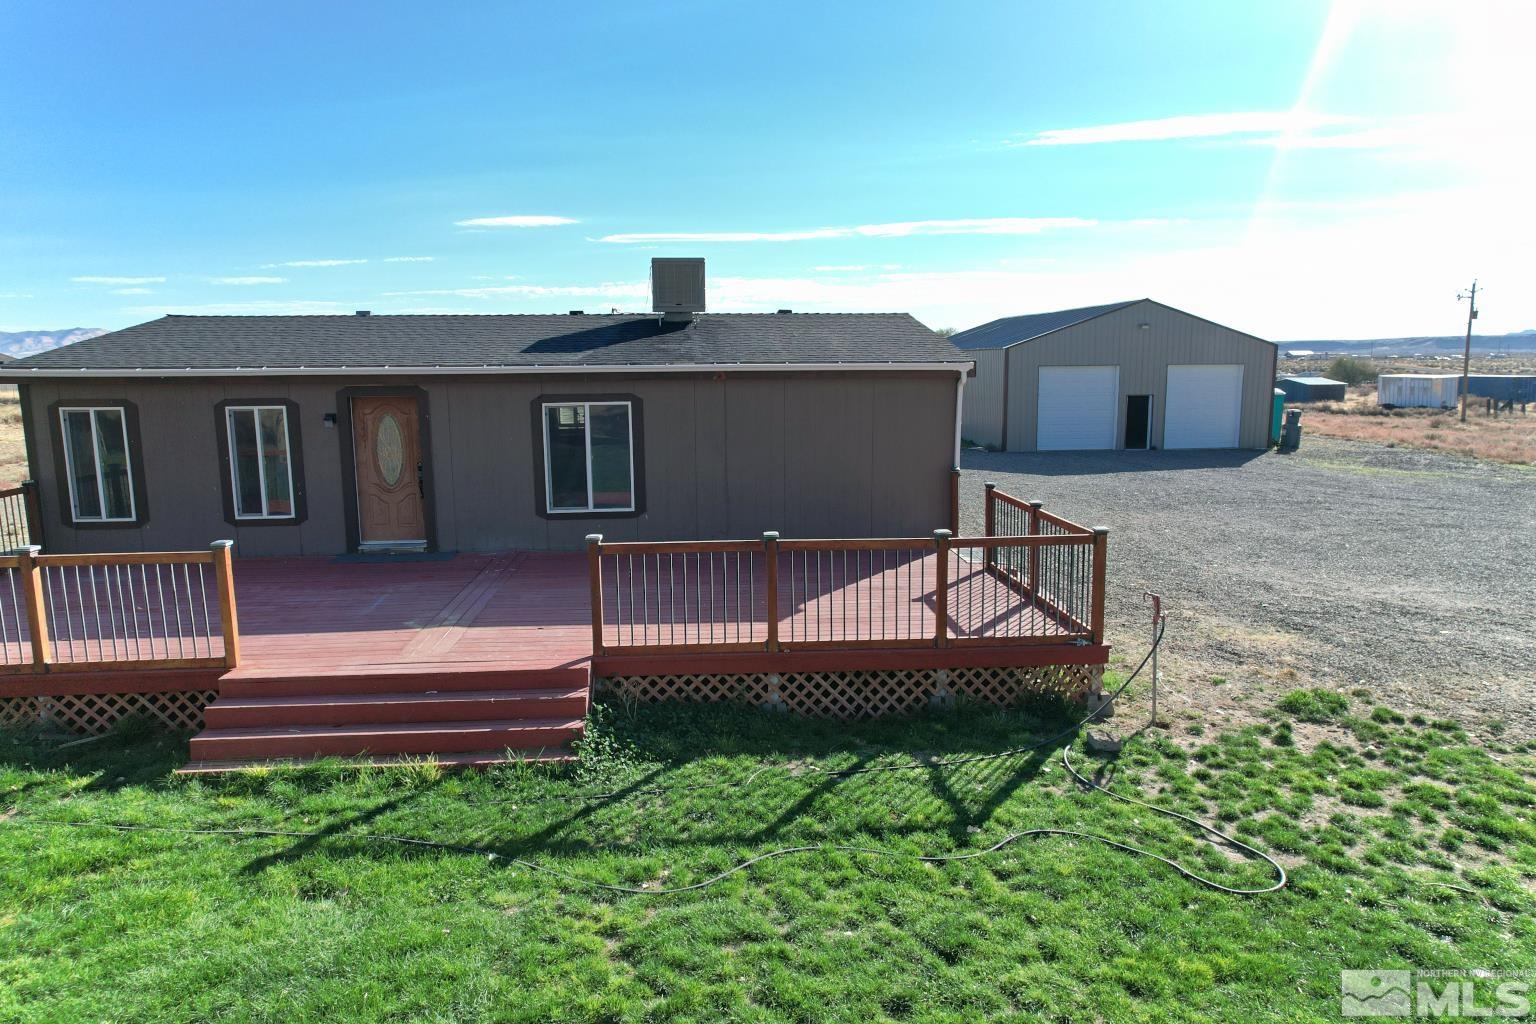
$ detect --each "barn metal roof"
[948,300,1142,351]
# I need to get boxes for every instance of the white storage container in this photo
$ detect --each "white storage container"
[1377,373,1461,409]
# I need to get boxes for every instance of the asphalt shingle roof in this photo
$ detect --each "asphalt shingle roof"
[948,300,1142,351]
[4,313,967,371]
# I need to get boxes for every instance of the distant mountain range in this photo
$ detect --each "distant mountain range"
[0,327,107,360]
[1281,329,1536,357]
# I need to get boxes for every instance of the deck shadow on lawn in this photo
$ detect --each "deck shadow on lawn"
[3,700,1088,875]
[961,448,1268,477]
[0,721,188,794]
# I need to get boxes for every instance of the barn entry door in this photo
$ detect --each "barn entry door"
[351,395,427,546]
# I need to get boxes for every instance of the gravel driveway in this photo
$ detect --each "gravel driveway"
[959,436,1536,738]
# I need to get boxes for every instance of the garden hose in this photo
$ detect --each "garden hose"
[6,618,1289,897]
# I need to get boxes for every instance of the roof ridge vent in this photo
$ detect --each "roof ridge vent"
[651,257,705,324]
[354,310,371,317]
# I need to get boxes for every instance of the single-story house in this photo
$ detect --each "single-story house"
[1276,376,1347,403]
[955,299,1277,452]
[2,259,972,556]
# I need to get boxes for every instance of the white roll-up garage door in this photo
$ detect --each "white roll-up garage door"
[1037,366,1119,450]
[1165,364,1243,449]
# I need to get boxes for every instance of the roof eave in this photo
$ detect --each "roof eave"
[0,360,972,379]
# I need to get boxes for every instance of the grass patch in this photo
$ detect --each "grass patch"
[2,694,1533,1022]
[1275,687,1350,722]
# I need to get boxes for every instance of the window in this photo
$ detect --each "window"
[225,406,296,519]
[59,406,136,522]
[541,401,634,513]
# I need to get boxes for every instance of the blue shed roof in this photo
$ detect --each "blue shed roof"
[1281,376,1346,386]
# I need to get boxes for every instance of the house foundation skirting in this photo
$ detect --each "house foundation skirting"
[0,689,218,734]
[597,663,1104,720]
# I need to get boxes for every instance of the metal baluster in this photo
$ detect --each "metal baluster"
[0,571,11,663]
[139,565,151,658]
[171,563,188,658]
[70,567,88,662]
[102,565,121,660]
[120,565,140,660]
[153,564,167,660]
[196,564,212,659]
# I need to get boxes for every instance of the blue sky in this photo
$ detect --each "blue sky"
[1,0,1531,339]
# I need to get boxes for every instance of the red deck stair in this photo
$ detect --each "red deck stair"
[183,664,590,771]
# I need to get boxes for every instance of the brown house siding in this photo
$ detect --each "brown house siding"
[21,371,958,555]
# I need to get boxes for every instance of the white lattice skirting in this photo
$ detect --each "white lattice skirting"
[0,690,217,734]
[599,664,1104,720]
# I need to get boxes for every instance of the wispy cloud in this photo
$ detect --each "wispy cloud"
[210,275,286,285]
[597,217,1097,244]
[260,258,368,268]
[0,292,34,300]
[1010,111,1367,147]
[72,275,166,285]
[454,215,578,228]
[383,255,436,262]
[384,281,646,300]
[110,287,154,295]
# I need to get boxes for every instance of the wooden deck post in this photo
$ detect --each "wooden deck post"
[1026,501,1042,598]
[21,480,42,550]
[1090,527,1109,645]
[762,531,780,652]
[932,529,951,647]
[211,540,241,668]
[586,534,605,656]
[982,481,996,569]
[949,467,961,535]
[17,544,50,671]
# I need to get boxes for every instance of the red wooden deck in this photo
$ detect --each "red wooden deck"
[228,552,594,678]
[222,548,1099,682]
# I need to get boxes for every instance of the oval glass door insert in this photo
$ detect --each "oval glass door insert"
[375,412,405,487]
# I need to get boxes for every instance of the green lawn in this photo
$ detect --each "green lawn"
[2,689,1533,1023]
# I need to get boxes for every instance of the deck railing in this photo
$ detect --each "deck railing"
[0,541,240,674]
[587,486,1107,657]
[0,481,43,552]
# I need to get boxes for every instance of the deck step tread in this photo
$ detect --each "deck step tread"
[210,687,588,708]
[220,662,588,682]
[219,666,588,698]
[176,747,576,774]
[194,717,585,741]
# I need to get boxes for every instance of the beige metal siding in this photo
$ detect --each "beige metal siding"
[23,371,958,555]
[960,348,1006,449]
[1002,301,1275,451]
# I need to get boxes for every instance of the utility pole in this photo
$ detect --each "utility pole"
[1458,280,1479,422]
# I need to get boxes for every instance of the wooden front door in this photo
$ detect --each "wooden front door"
[351,395,426,544]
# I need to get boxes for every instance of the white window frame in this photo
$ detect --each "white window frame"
[225,405,297,520]
[58,405,136,523]
[541,400,635,514]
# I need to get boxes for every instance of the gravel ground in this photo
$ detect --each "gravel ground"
[959,436,1536,739]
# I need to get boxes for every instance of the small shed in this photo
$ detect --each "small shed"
[1466,374,1536,403]
[1377,373,1460,409]
[1277,376,1346,403]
